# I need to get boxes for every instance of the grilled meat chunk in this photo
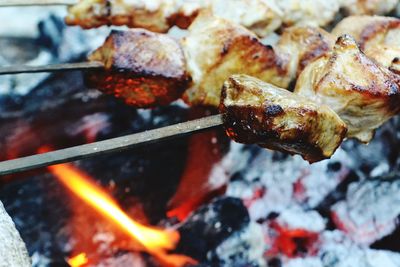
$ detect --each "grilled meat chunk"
[182,14,334,107]
[182,12,291,107]
[340,0,398,15]
[220,74,347,163]
[295,35,400,142]
[276,0,340,28]
[332,16,400,73]
[66,0,398,36]
[65,0,282,37]
[85,29,190,108]
[65,0,201,31]
[277,26,335,76]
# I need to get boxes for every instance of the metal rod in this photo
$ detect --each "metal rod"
[0,62,104,75]
[0,0,75,6]
[0,114,224,176]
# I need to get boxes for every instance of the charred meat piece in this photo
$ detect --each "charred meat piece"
[65,0,282,37]
[220,74,347,163]
[295,35,400,143]
[182,12,291,107]
[332,15,400,74]
[65,0,194,32]
[85,29,190,108]
[66,0,397,36]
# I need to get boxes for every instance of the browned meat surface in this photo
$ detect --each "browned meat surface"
[220,74,347,163]
[183,13,335,107]
[332,15,400,74]
[85,29,190,108]
[84,13,335,108]
[277,26,335,76]
[66,0,399,36]
[295,35,400,142]
[65,0,282,36]
[182,13,290,107]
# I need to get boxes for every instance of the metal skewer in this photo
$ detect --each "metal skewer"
[0,114,224,176]
[0,62,103,75]
[0,0,75,7]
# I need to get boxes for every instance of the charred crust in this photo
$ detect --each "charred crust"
[299,40,330,73]
[359,19,400,49]
[220,75,345,163]
[84,70,190,108]
[167,10,199,29]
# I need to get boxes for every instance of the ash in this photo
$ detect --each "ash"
[0,8,400,267]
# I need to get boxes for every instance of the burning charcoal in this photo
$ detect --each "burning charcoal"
[176,197,250,262]
[168,107,247,221]
[318,230,400,267]
[85,29,191,108]
[265,209,325,258]
[226,147,354,221]
[208,221,266,267]
[0,201,31,267]
[371,223,400,252]
[220,74,347,163]
[331,175,400,244]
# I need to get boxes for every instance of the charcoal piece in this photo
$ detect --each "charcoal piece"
[371,217,400,252]
[207,221,266,267]
[331,175,400,244]
[176,197,250,261]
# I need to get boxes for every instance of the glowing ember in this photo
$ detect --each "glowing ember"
[47,162,196,267]
[68,253,88,267]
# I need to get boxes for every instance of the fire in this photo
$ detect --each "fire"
[47,162,196,267]
[68,253,88,267]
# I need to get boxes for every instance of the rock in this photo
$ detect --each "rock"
[0,200,30,267]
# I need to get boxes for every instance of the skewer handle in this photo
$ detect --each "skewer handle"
[0,0,75,6]
[0,62,104,75]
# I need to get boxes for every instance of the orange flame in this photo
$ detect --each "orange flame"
[67,253,88,267]
[47,162,196,267]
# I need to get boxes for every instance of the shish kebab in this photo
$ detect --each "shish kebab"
[0,0,399,38]
[1,14,400,172]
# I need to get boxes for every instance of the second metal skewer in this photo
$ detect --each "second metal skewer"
[0,114,224,176]
[0,62,103,75]
[0,0,75,7]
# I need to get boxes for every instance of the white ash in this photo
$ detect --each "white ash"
[210,222,267,267]
[226,147,353,221]
[0,51,53,96]
[0,10,110,96]
[276,208,325,233]
[31,252,51,267]
[319,230,400,267]
[0,7,66,38]
[208,142,252,190]
[331,177,400,245]
[285,258,323,267]
[280,230,400,267]
[67,113,112,141]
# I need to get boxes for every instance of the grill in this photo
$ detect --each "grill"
[1,2,400,267]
